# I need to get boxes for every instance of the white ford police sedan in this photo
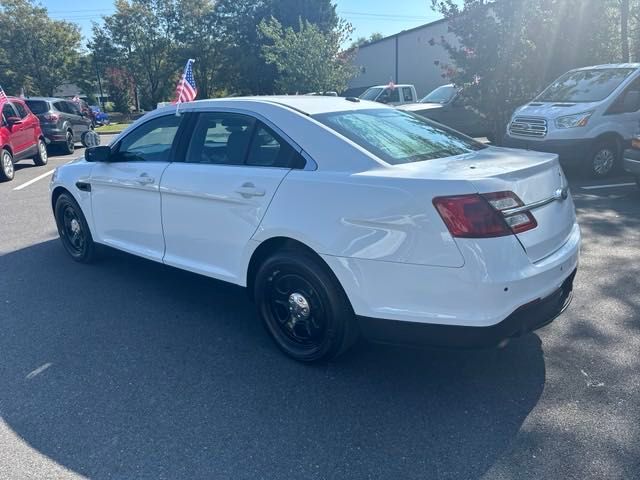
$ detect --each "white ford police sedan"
[50,97,580,362]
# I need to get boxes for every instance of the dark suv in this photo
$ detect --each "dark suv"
[24,97,93,154]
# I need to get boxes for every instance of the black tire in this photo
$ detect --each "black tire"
[61,130,75,155]
[54,193,98,263]
[33,138,48,166]
[254,249,359,362]
[0,148,14,181]
[590,141,618,178]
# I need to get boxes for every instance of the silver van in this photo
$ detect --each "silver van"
[504,64,640,177]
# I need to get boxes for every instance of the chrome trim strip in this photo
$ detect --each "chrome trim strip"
[501,187,569,216]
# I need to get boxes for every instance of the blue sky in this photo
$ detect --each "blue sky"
[40,0,442,46]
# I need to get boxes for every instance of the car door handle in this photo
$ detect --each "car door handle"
[235,183,266,198]
[136,173,155,185]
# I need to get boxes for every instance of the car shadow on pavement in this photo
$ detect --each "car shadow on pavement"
[0,240,547,480]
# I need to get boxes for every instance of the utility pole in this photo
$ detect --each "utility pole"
[94,56,106,110]
[621,0,630,62]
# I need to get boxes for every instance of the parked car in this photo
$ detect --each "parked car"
[623,127,640,188]
[359,84,418,105]
[24,97,95,154]
[504,63,640,178]
[50,97,579,362]
[90,105,110,126]
[398,84,493,139]
[0,97,48,181]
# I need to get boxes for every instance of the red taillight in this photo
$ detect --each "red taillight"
[433,191,537,238]
[43,113,59,122]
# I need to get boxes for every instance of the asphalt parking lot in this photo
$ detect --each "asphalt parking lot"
[0,146,638,479]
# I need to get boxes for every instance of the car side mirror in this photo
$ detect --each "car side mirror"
[623,90,640,112]
[85,145,112,162]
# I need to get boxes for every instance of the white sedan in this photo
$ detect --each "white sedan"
[50,97,580,362]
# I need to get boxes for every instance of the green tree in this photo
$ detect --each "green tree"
[259,18,357,94]
[430,0,621,140]
[349,32,384,49]
[92,0,179,110]
[0,0,81,96]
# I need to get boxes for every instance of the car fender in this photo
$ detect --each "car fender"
[50,159,96,234]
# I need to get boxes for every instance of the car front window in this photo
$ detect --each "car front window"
[314,108,486,165]
[537,68,635,103]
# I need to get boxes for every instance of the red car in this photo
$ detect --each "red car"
[1,97,48,182]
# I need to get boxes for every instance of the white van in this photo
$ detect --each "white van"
[504,64,640,177]
[358,84,418,106]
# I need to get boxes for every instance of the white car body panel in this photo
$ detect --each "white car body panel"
[51,96,581,331]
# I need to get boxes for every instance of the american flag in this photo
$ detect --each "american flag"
[72,95,81,103]
[0,85,7,109]
[175,59,197,103]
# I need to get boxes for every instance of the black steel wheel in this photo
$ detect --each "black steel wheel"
[254,249,358,362]
[33,138,48,166]
[54,193,97,263]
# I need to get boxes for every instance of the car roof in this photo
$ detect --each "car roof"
[159,96,389,116]
[572,63,640,71]
[24,96,65,103]
[368,84,414,89]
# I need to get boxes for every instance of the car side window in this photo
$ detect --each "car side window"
[13,102,29,118]
[609,77,640,114]
[246,122,304,168]
[2,103,17,121]
[115,114,182,162]
[402,87,414,103]
[186,112,255,165]
[66,101,81,115]
[53,101,69,114]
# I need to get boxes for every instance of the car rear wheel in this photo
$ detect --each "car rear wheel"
[590,142,618,178]
[54,193,98,263]
[33,139,48,166]
[254,249,359,362]
[0,149,14,181]
[62,130,75,155]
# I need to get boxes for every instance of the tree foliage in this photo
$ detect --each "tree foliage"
[0,0,81,96]
[430,0,630,140]
[260,18,356,94]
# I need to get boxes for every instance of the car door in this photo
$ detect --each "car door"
[606,77,640,140]
[160,111,305,284]
[12,100,38,149]
[89,113,183,261]
[3,103,29,156]
[66,101,90,140]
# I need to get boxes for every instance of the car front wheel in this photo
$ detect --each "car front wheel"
[33,139,48,166]
[54,193,98,263]
[0,149,14,181]
[590,142,618,178]
[254,249,359,362]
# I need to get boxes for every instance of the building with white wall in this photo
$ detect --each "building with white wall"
[347,18,456,99]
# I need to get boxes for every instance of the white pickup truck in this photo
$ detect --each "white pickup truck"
[358,84,418,106]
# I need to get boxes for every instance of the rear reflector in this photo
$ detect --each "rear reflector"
[433,191,537,238]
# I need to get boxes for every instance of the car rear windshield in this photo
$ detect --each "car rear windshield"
[359,87,383,101]
[421,85,457,104]
[536,68,636,103]
[24,100,49,114]
[314,109,486,165]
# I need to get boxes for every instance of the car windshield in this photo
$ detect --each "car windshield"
[314,108,486,165]
[536,68,635,103]
[359,87,383,101]
[24,100,49,114]
[421,85,457,104]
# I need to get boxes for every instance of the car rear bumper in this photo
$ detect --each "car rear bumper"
[40,126,68,143]
[502,135,592,165]
[322,222,580,341]
[623,148,640,176]
[358,269,575,348]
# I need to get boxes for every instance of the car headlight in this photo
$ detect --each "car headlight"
[555,111,594,129]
